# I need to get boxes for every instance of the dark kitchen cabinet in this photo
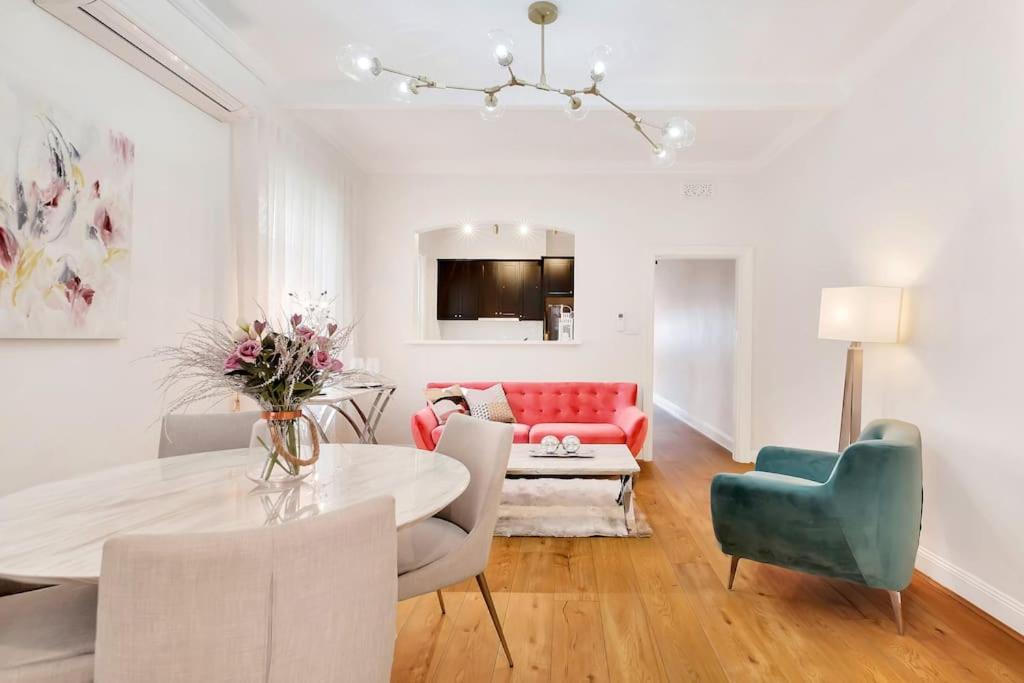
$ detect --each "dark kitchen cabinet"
[437,258,547,320]
[542,257,574,296]
[520,260,544,320]
[480,260,523,318]
[437,260,479,320]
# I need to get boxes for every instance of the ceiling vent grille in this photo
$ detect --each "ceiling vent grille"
[682,183,714,199]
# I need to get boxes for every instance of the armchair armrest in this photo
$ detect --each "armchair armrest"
[613,406,649,457]
[710,472,847,566]
[755,446,839,483]
[411,407,439,450]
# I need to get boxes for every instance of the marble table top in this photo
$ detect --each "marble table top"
[506,444,640,476]
[0,444,468,585]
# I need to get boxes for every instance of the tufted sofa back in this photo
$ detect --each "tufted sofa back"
[426,382,639,425]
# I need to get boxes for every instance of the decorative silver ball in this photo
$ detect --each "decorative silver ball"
[540,435,560,454]
[562,435,581,454]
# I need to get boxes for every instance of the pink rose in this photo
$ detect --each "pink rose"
[311,350,332,370]
[295,325,315,342]
[236,339,261,363]
[223,354,242,372]
[329,358,344,372]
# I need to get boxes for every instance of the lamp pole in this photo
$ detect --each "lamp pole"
[838,341,863,450]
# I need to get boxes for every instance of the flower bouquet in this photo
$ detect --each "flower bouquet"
[156,297,353,485]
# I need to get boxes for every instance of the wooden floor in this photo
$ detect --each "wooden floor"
[391,409,1024,682]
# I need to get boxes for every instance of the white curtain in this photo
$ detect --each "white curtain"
[230,114,351,325]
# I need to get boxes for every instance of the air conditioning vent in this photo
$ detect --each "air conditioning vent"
[34,0,257,121]
[682,183,714,199]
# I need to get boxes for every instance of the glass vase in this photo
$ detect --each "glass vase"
[247,410,320,486]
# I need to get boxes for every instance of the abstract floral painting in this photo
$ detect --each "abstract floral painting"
[0,83,133,338]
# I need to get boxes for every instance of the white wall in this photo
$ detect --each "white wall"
[750,0,1024,632]
[654,259,735,450]
[0,5,231,494]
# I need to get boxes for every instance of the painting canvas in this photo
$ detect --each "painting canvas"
[0,83,133,338]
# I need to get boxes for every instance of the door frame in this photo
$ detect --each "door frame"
[641,246,754,463]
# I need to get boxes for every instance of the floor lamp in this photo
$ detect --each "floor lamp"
[818,287,903,451]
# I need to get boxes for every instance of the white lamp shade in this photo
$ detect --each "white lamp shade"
[818,286,902,343]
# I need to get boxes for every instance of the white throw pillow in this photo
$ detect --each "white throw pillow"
[462,384,514,423]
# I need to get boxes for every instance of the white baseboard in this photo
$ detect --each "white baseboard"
[653,394,734,453]
[916,547,1024,636]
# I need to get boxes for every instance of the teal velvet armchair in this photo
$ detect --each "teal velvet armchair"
[710,419,922,633]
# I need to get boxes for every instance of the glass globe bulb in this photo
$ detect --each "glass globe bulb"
[337,43,381,82]
[651,145,676,168]
[481,92,504,120]
[588,45,612,83]
[662,117,696,150]
[488,30,515,67]
[391,78,418,103]
[563,95,588,121]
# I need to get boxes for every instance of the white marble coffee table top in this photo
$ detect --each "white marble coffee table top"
[507,444,640,476]
[0,444,468,585]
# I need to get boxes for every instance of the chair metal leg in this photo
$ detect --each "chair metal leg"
[476,573,513,668]
[436,589,446,615]
[888,590,904,635]
[728,556,740,590]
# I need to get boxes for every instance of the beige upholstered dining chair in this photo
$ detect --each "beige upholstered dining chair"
[396,412,515,667]
[157,411,262,458]
[0,582,97,682]
[0,497,398,682]
[94,496,397,682]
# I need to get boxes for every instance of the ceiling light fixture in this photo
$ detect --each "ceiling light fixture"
[337,1,695,167]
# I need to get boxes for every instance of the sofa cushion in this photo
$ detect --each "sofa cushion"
[431,422,530,445]
[529,423,627,445]
[397,518,467,575]
[462,384,514,423]
[424,385,469,425]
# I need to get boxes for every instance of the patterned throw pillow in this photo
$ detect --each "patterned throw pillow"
[462,384,515,424]
[424,385,469,425]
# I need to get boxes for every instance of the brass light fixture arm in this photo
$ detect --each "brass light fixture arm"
[374,2,674,153]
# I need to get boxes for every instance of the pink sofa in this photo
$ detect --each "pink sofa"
[412,382,648,457]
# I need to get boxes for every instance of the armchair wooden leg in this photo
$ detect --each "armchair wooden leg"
[436,589,446,615]
[476,573,513,668]
[887,590,904,635]
[728,556,740,590]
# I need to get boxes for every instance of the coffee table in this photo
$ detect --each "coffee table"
[506,443,641,532]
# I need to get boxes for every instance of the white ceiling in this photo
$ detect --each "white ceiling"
[191,0,934,173]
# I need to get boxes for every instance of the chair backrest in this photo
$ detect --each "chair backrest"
[94,497,397,683]
[433,413,514,573]
[425,382,639,425]
[830,419,923,589]
[158,411,262,458]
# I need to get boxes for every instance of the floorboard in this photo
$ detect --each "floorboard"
[392,408,1024,682]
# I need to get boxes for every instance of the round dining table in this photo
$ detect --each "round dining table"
[0,444,469,585]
